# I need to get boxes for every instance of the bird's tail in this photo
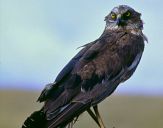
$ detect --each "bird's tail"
[22,109,46,128]
[46,102,91,128]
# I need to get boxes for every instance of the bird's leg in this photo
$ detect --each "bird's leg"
[67,122,73,128]
[67,123,70,128]
[93,105,105,128]
[87,108,100,127]
[87,106,105,128]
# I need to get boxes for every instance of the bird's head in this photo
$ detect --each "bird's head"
[105,5,143,34]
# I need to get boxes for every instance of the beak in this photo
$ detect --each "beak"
[116,15,126,26]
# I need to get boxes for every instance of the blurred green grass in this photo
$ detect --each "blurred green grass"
[0,90,163,128]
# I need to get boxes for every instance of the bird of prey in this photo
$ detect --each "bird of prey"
[22,5,147,128]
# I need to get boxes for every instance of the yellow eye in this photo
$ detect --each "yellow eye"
[111,13,116,19]
[125,11,131,17]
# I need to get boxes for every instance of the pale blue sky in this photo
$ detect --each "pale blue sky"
[0,0,163,94]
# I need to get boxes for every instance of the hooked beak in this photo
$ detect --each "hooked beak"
[116,15,126,26]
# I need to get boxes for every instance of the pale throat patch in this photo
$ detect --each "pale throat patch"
[106,25,148,42]
[106,25,141,35]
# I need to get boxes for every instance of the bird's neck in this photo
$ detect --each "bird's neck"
[103,27,148,42]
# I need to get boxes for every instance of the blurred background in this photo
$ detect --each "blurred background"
[0,0,163,128]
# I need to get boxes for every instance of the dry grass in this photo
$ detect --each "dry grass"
[0,90,163,128]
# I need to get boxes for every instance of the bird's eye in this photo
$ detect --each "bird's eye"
[111,13,116,20]
[124,11,131,17]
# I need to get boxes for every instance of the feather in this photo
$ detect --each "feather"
[22,109,46,128]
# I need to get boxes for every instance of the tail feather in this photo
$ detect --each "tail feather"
[46,102,91,128]
[22,110,46,128]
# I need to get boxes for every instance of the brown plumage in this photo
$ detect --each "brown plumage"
[22,5,147,128]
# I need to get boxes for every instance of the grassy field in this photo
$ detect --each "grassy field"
[0,90,163,128]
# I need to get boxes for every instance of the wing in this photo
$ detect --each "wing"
[37,39,103,102]
[43,39,108,116]
[43,32,119,117]
[38,32,117,102]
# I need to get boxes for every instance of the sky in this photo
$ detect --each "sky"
[0,0,163,95]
